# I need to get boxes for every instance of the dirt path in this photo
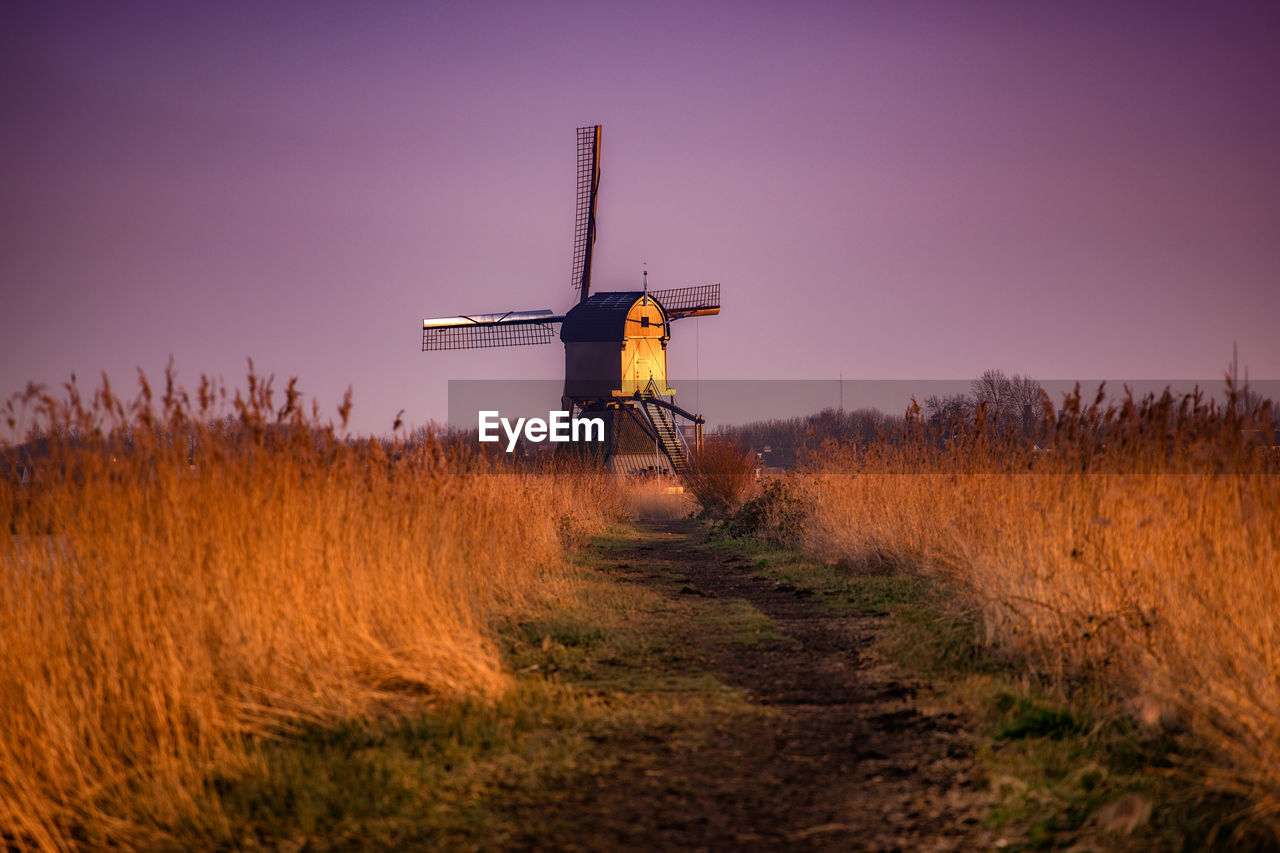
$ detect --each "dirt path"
[533,520,994,852]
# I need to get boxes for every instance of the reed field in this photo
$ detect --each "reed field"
[0,368,625,850]
[773,385,1280,838]
[6,364,1280,848]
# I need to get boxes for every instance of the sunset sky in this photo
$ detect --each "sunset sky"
[3,1,1278,435]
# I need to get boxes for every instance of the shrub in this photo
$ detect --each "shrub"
[682,439,756,517]
[725,477,809,545]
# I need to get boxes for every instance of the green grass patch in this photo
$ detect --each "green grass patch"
[193,679,759,851]
[964,676,1275,851]
[992,693,1084,741]
[692,596,793,648]
[704,531,983,677]
[884,602,987,678]
[195,682,588,850]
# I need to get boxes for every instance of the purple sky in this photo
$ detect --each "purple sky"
[3,1,1278,436]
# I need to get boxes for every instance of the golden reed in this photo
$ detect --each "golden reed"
[0,366,623,849]
[797,384,1280,837]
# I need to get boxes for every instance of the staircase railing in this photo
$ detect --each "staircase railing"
[639,381,691,475]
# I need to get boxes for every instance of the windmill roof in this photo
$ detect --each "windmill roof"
[559,291,667,342]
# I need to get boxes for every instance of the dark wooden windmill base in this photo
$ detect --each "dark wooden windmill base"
[557,403,681,478]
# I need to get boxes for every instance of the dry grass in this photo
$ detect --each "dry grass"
[622,479,697,521]
[0,367,624,850]
[791,384,1280,838]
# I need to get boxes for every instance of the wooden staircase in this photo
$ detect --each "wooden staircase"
[640,384,690,475]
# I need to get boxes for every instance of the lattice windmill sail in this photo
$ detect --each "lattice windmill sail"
[421,125,722,475]
[572,125,602,302]
[646,284,720,320]
[421,309,562,351]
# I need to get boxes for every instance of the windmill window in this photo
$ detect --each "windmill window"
[640,316,650,327]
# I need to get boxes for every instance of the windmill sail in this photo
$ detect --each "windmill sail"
[649,283,720,320]
[571,125,602,303]
[422,309,563,351]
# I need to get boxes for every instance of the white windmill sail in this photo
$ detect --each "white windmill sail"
[421,309,563,351]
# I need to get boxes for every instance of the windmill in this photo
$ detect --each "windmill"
[422,125,720,475]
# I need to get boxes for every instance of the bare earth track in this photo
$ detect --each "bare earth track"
[531,520,994,852]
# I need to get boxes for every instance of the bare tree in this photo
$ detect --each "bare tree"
[970,369,1045,433]
[923,394,974,432]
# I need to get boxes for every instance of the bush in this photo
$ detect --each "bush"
[725,477,809,545]
[682,440,756,517]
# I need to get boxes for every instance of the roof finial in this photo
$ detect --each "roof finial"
[642,262,648,305]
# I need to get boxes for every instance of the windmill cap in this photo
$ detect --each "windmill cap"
[560,291,668,343]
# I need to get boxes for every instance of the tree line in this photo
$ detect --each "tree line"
[717,368,1277,466]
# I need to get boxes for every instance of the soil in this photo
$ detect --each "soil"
[526,519,995,852]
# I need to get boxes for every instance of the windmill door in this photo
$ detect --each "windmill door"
[620,296,674,396]
[633,343,653,387]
